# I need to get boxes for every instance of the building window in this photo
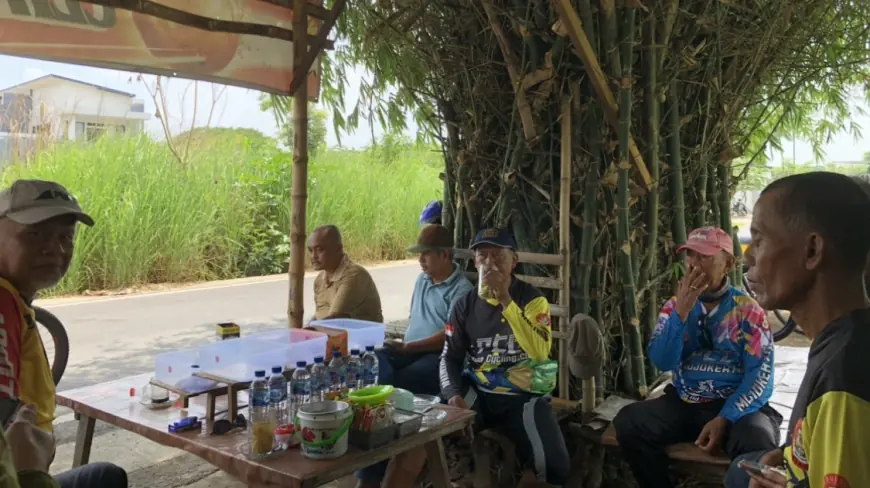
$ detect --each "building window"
[85,122,106,141]
[116,125,126,134]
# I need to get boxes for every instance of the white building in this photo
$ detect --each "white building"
[0,74,150,142]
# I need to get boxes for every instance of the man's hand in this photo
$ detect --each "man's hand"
[384,339,408,355]
[447,395,468,409]
[482,266,511,305]
[6,405,55,472]
[748,449,787,488]
[676,266,708,321]
[695,416,729,453]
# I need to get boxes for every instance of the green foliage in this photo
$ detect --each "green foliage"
[0,134,441,294]
[734,158,868,192]
[259,95,328,155]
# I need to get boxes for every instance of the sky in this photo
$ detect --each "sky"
[0,54,413,149]
[1,53,869,160]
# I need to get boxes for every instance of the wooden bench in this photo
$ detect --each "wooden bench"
[598,424,730,466]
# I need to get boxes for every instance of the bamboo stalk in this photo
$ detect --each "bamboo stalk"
[559,95,572,402]
[667,80,687,267]
[641,13,660,380]
[717,161,739,283]
[617,5,647,397]
[708,168,721,227]
[287,0,309,328]
[695,158,708,229]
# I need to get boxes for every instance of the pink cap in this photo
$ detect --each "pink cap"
[677,226,734,256]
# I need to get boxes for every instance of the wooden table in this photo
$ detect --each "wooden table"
[57,373,475,488]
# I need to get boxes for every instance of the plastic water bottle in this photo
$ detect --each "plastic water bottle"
[362,346,379,387]
[290,361,310,414]
[249,370,274,458]
[309,356,329,402]
[346,349,362,392]
[328,350,346,398]
[268,366,288,427]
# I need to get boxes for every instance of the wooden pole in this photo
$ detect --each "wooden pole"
[288,0,309,328]
[559,95,572,401]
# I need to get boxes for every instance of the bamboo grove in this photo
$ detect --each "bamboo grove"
[284,0,870,399]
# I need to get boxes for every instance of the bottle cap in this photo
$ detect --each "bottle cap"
[365,345,375,351]
[314,356,324,363]
[296,360,307,367]
[351,348,360,355]
[254,370,266,377]
[271,366,283,374]
[332,351,342,358]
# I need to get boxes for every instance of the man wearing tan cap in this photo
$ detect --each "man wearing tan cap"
[0,180,128,487]
[355,224,471,488]
[613,226,781,488]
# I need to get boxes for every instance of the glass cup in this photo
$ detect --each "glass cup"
[478,264,496,299]
[141,381,170,404]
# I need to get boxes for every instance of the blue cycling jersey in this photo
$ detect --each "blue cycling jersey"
[648,286,775,422]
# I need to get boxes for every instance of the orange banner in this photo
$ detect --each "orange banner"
[0,0,322,97]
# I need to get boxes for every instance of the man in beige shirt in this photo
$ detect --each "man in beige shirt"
[309,224,383,322]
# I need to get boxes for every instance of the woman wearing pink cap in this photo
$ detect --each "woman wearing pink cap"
[613,226,781,488]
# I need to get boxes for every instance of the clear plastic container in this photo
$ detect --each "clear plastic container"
[154,348,200,385]
[246,329,328,368]
[198,339,293,383]
[309,319,386,351]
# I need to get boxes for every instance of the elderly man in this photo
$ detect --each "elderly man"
[308,224,383,323]
[614,226,781,488]
[367,229,570,488]
[0,180,127,488]
[726,172,870,488]
[355,224,472,488]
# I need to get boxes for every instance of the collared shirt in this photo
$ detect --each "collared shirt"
[313,255,383,323]
[440,278,553,398]
[648,287,774,423]
[404,263,473,343]
[0,278,55,432]
[781,308,870,488]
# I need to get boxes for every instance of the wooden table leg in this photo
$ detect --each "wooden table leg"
[72,412,96,468]
[206,392,217,421]
[424,438,452,488]
[228,385,238,420]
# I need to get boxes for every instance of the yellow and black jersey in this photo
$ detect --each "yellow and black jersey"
[782,308,870,488]
[439,277,553,398]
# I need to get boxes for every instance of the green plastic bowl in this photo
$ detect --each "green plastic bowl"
[348,385,395,406]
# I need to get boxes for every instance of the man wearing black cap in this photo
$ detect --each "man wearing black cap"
[355,224,472,488]
[440,228,570,486]
[0,180,128,488]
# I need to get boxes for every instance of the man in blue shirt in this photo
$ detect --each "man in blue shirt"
[356,224,472,488]
[613,227,781,488]
[375,224,473,395]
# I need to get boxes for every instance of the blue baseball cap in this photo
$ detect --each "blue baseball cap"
[470,228,517,250]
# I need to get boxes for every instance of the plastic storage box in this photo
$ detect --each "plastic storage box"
[246,329,328,367]
[197,338,292,383]
[308,319,385,351]
[154,348,200,386]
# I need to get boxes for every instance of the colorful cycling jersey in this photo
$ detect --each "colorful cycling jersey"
[0,278,55,431]
[648,286,773,422]
[440,278,553,398]
[781,308,870,488]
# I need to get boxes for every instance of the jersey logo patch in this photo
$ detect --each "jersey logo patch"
[791,417,808,471]
[824,474,850,488]
[536,313,550,328]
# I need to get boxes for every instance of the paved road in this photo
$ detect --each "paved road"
[39,261,420,487]
[39,261,420,392]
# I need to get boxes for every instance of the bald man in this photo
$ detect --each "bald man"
[308,225,383,323]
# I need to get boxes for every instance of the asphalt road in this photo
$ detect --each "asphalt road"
[38,260,421,392]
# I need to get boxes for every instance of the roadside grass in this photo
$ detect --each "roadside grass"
[0,133,442,294]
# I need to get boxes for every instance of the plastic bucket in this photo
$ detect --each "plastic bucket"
[296,401,353,459]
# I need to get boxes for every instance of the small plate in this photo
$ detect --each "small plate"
[413,395,440,413]
[139,397,175,410]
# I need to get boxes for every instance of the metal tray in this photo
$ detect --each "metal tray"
[393,408,424,438]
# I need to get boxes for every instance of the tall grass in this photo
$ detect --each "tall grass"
[0,132,442,294]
